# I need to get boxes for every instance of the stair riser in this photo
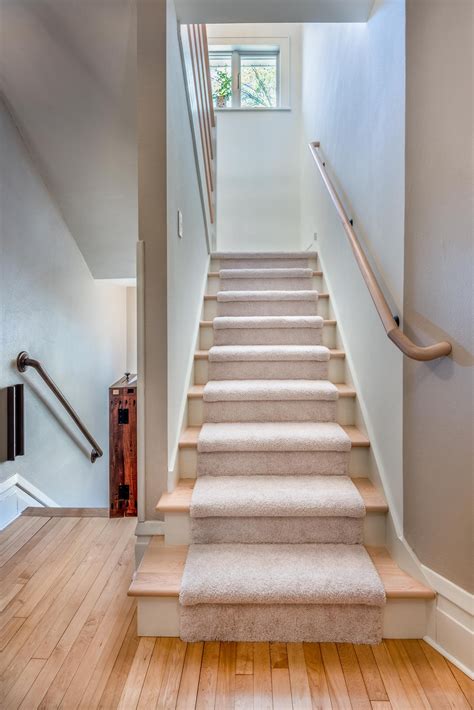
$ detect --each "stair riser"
[201,323,334,348]
[220,278,314,292]
[164,511,386,547]
[207,273,323,296]
[189,397,355,426]
[179,446,368,478]
[180,604,382,644]
[194,357,346,385]
[137,596,431,639]
[211,258,318,270]
[207,361,330,382]
[191,516,363,544]
[216,301,319,317]
[202,400,337,423]
[197,451,350,477]
[213,328,324,347]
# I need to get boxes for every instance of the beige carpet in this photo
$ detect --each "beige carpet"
[179,251,385,643]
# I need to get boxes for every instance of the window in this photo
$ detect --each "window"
[209,47,280,109]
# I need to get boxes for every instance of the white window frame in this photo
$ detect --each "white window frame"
[209,36,291,110]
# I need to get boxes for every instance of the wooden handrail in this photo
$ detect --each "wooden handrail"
[309,142,452,361]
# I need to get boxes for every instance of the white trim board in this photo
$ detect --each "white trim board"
[0,474,58,530]
[167,255,210,490]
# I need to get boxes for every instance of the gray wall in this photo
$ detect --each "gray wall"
[299,0,406,527]
[0,99,127,506]
[0,0,137,279]
[403,0,473,592]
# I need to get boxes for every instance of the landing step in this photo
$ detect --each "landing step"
[128,538,435,601]
[157,477,388,513]
[178,424,370,449]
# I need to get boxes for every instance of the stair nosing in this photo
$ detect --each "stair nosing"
[178,424,369,449]
[127,540,436,601]
[156,476,388,514]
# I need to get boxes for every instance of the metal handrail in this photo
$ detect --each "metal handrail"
[17,352,103,462]
[309,141,452,361]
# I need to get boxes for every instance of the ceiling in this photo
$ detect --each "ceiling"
[175,0,375,24]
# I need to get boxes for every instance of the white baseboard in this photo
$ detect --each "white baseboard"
[387,526,474,678]
[0,474,58,529]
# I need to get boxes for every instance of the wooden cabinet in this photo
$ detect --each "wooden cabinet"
[109,375,137,517]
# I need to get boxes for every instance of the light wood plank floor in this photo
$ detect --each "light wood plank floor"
[0,515,472,709]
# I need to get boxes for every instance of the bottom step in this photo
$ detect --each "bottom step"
[128,540,435,640]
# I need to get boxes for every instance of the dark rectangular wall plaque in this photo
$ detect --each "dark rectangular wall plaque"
[6,384,24,461]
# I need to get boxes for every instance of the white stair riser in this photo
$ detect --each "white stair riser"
[206,274,323,296]
[211,258,319,270]
[164,511,386,547]
[136,596,432,639]
[200,323,335,349]
[179,446,369,478]
[188,397,355,425]
[194,357,346,385]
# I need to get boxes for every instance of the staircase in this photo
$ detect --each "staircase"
[129,252,434,641]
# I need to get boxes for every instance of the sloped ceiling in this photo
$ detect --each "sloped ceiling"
[0,0,137,279]
[175,0,375,23]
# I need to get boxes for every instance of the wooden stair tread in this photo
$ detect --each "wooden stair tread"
[188,383,356,400]
[157,477,387,514]
[194,348,346,360]
[128,538,435,600]
[178,425,370,449]
[200,318,336,326]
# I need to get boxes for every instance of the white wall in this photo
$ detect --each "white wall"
[0,99,127,507]
[167,0,210,476]
[209,23,302,252]
[299,0,406,526]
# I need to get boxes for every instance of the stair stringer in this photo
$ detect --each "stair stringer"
[167,255,211,491]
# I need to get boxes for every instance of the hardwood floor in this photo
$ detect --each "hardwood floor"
[0,515,471,709]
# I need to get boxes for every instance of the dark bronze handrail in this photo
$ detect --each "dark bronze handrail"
[17,352,103,462]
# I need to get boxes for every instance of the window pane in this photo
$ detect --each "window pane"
[209,52,233,108]
[240,53,278,108]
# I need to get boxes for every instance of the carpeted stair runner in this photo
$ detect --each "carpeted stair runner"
[180,544,385,643]
[179,251,385,643]
[203,379,338,422]
[217,290,319,316]
[220,268,314,291]
[197,421,351,476]
[190,475,365,544]
[213,315,324,345]
[214,250,317,268]
[208,344,330,380]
